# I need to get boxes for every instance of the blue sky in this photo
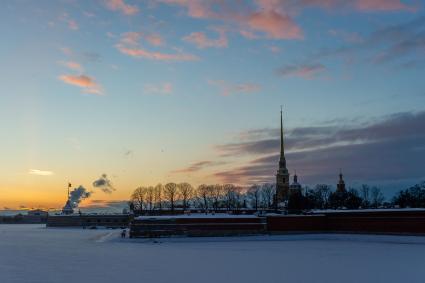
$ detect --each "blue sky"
[0,0,424,209]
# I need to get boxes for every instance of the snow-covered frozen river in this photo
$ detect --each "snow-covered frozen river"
[0,224,424,283]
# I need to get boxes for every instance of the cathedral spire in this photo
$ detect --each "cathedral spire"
[280,106,284,157]
[279,106,286,169]
[275,106,290,205]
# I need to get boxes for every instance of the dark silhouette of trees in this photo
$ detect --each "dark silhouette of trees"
[178,182,193,210]
[393,182,425,208]
[360,184,371,208]
[146,186,155,212]
[287,189,305,212]
[154,183,163,210]
[164,183,178,211]
[260,183,275,209]
[247,184,261,211]
[345,189,362,209]
[197,184,211,212]
[128,179,425,214]
[211,184,223,211]
[131,187,147,213]
[370,187,384,208]
[315,184,332,209]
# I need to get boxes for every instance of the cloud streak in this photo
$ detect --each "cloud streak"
[144,83,173,95]
[59,74,102,95]
[116,32,198,61]
[209,80,261,96]
[278,63,326,79]
[28,169,53,176]
[104,0,139,15]
[214,111,425,185]
[172,160,226,173]
[160,0,415,44]
[183,27,228,48]
[59,61,83,72]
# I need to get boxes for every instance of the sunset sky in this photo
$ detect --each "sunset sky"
[1,0,424,211]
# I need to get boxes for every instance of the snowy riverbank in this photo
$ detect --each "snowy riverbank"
[0,225,424,283]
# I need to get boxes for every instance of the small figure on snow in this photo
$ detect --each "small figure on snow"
[121,229,126,238]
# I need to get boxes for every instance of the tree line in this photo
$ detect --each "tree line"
[128,181,425,214]
[129,183,275,214]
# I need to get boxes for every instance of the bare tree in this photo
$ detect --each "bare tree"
[247,184,261,211]
[197,184,210,212]
[371,186,384,208]
[154,183,163,210]
[261,183,275,209]
[164,182,178,211]
[223,184,238,211]
[361,184,371,208]
[146,186,155,211]
[178,182,193,210]
[233,186,245,211]
[315,184,332,209]
[131,186,147,214]
[211,184,223,212]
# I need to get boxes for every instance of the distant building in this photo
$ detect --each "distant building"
[62,183,74,215]
[289,172,302,191]
[27,209,48,217]
[336,171,346,193]
[275,108,290,205]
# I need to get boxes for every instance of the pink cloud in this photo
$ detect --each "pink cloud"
[120,32,141,45]
[162,0,303,40]
[60,47,73,56]
[159,0,218,18]
[328,29,363,43]
[278,63,326,79]
[183,27,228,48]
[209,80,261,96]
[239,29,260,39]
[105,0,139,15]
[59,74,102,95]
[255,0,416,12]
[117,45,198,61]
[60,61,83,72]
[116,32,197,61]
[120,31,164,46]
[145,34,164,46]
[68,19,78,30]
[172,160,226,173]
[144,82,173,95]
[247,10,303,39]
[160,0,415,44]
[355,0,417,12]
[268,45,281,53]
[59,13,78,31]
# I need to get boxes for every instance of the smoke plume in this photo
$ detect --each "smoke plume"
[92,174,116,194]
[70,186,92,208]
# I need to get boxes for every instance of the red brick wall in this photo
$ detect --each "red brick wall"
[267,211,425,234]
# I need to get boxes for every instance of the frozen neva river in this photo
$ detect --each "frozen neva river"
[1,225,425,283]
